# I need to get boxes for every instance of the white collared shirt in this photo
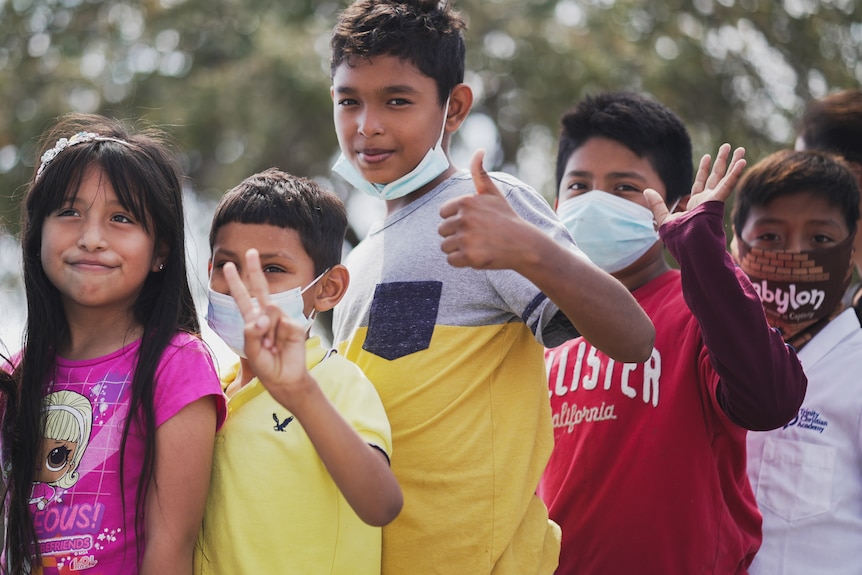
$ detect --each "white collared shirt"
[747,309,862,574]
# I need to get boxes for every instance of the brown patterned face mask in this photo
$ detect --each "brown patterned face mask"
[735,234,854,343]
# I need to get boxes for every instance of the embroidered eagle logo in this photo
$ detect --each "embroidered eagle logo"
[273,413,294,432]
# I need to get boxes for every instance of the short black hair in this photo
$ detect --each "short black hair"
[798,89,862,166]
[209,168,348,275]
[732,149,860,237]
[330,0,466,105]
[556,92,693,207]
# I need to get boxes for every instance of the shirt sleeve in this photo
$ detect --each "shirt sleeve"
[153,332,228,430]
[660,201,807,431]
[485,174,584,347]
[317,353,393,458]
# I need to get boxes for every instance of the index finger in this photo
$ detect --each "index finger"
[242,248,272,309]
[223,261,257,319]
[690,154,712,197]
[704,143,732,192]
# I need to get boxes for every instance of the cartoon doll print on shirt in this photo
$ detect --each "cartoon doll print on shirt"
[30,390,93,510]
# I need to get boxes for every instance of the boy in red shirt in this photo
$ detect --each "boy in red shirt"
[539,92,807,574]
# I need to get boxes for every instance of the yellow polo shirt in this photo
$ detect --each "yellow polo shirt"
[195,337,392,575]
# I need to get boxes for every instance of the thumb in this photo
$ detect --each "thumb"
[643,188,669,228]
[471,149,502,197]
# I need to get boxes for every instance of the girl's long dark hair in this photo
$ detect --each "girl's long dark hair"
[2,113,199,573]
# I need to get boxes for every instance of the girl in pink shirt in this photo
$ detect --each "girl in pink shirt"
[1,114,226,574]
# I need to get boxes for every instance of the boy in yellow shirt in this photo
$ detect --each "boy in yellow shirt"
[195,168,402,574]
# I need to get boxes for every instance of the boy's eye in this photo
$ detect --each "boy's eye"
[756,232,781,243]
[262,265,286,274]
[613,186,645,202]
[812,233,836,244]
[564,182,588,192]
[111,214,133,224]
[213,260,234,270]
[337,98,358,106]
[387,98,411,106]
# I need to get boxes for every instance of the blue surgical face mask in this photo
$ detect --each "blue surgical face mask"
[332,99,450,201]
[557,190,659,273]
[206,270,327,358]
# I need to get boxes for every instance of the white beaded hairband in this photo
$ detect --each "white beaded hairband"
[36,131,129,182]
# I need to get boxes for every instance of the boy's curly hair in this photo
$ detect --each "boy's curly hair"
[330,0,466,105]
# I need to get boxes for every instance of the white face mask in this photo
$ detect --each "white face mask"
[206,270,327,358]
[557,190,659,273]
[332,99,450,201]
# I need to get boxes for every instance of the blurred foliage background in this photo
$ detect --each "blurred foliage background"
[1,0,861,237]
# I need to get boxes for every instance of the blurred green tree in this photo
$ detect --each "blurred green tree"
[1,0,860,234]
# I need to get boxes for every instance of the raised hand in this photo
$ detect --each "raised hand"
[438,149,529,270]
[222,249,312,410]
[644,143,746,228]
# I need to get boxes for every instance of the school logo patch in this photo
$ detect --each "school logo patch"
[784,407,829,434]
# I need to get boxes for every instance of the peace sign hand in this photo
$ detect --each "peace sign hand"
[222,248,313,411]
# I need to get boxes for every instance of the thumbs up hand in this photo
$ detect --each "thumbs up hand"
[439,149,530,270]
[468,148,506,198]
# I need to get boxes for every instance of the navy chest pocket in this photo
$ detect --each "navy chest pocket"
[362,281,442,360]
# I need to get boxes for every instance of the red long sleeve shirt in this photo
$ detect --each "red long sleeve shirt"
[540,201,807,575]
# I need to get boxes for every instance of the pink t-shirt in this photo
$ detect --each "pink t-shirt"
[28,332,226,574]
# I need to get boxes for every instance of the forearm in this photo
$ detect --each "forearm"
[141,535,194,575]
[142,398,217,575]
[512,224,654,363]
[662,201,807,430]
[280,376,403,526]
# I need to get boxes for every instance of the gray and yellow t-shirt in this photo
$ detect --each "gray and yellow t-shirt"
[333,170,581,575]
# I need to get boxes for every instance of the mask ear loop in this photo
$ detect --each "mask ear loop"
[303,314,317,334]
[300,267,330,295]
[652,197,683,231]
[429,96,451,153]
[300,268,331,333]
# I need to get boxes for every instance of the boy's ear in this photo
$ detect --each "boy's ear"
[207,258,213,276]
[445,83,473,133]
[313,264,350,313]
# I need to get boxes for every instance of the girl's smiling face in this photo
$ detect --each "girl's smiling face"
[40,164,163,320]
